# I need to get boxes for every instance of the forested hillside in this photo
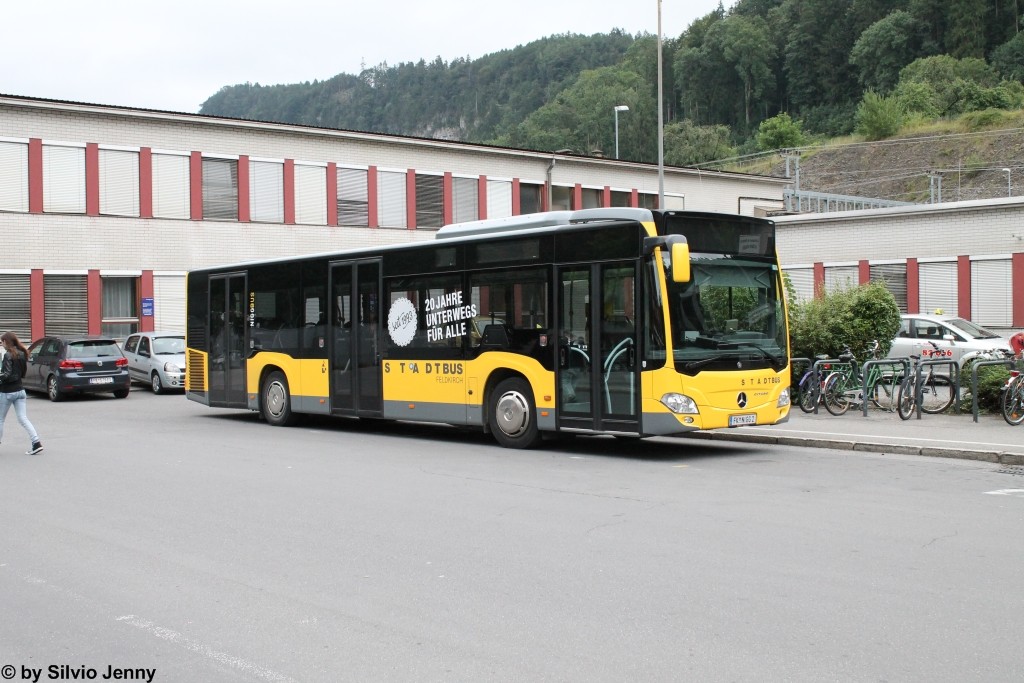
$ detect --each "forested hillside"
[200,0,1024,192]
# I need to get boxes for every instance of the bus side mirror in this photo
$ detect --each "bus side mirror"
[671,242,691,283]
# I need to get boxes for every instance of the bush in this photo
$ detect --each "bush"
[856,91,904,140]
[789,281,902,363]
[756,113,804,151]
[959,359,1013,413]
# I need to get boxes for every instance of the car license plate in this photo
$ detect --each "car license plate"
[729,413,757,427]
[89,377,114,385]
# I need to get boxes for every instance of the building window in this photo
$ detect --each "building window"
[99,148,140,217]
[637,192,658,210]
[453,176,478,223]
[486,179,512,219]
[152,152,190,219]
[0,140,28,212]
[415,173,444,228]
[519,182,543,215]
[294,163,327,225]
[337,167,368,226]
[377,170,407,228]
[43,144,86,214]
[202,157,238,221]
[102,276,139,339]
[249,159,284,223]
[580,187,601,209]
[551,185,572,211]
[609,190,632,207]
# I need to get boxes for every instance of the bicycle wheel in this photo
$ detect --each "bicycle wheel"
[822,373,850,415]
[869,372,898,412]
[798,373,818,413]
[918,370,955,414]
[896,378,916,420]
[1002,374,1024,426]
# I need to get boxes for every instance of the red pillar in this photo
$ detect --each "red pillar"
[631,189,639,208]
[406,169,416,229]
[140,271,155,333]
[603,186,611,208]
[478,175,488,219]
[85,143,100,216]
[442,172,453,226]
[813,263,825,299]
[237,155,250,222]
[1013,253,1024,327]
[87,270,102,336]
[283,159,295,225]
[906,258,919,314]
[573,183,582,210]
[189,152,203,220]
[139,147,153,219]
[326,163,338,227]
[30,269,45,341]
[858,259,870,285]
[957,255,972,321]
[28,139,43,214]
[367,166,379,228]
[511,178,521,215]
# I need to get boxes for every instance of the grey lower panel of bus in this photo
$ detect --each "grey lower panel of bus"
[641,412,700,436]
[294,395,330,415]
[381,400,556,431]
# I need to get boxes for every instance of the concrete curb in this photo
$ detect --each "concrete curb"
[678,431,1024,465]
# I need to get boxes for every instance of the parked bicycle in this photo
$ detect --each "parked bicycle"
[896,340,956,419]
[820,340,901,415]
[796,354,829,413]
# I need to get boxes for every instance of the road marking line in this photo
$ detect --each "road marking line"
[984,489,1024,496]
[115,615,298,683]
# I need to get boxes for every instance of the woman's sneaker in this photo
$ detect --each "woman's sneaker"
[27,442,43,455]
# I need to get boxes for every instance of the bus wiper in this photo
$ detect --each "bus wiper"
[684,354,735,372]
[736,343,783,367]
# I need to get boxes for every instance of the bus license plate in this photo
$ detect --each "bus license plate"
[729,413,756,427]
[89,377,114,385]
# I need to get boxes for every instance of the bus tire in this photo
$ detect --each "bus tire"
[489,377,541,449]
[261,370,298,427]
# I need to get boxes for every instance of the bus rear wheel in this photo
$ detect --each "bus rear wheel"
[261,370,298,427]
[489,378,541,449]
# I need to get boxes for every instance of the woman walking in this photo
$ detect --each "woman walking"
[0,331,43,454]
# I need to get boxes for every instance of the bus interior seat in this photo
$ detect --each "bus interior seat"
[480,324,510,349]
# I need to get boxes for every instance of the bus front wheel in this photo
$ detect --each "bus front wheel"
[489,378,541,449]
[261,370,298,427]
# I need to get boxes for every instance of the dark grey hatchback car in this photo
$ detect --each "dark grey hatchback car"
[23,335,131,401]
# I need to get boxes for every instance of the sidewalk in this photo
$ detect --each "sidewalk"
[680,407,1024,464]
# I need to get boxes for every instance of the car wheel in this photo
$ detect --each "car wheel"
[113,388,130,399]
[151,372,164,395]
[261,370,298,426]
[46,375,64,402]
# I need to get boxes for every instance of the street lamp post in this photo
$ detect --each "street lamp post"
[1003,168,1012,197]
[614,105,629,159]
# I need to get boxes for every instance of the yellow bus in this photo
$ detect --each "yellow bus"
[185,208,790,448]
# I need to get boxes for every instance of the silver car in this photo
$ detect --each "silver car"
[122,332,186,394]
[888,314,1012,367]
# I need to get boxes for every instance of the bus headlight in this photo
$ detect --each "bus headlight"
[777,387,791,407]
[661,393,698,414]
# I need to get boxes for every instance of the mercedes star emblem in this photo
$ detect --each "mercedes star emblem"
[737,392,747,408]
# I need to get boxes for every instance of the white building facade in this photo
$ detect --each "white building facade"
[0,95,787,341]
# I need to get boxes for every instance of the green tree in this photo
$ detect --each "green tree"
[849,10,931,93]
[788,281,901,361]
[719,15,778,126]
[856,91,904,140]
[992,32,1024,83]
[663,119,735,165]
[756,112,804,150]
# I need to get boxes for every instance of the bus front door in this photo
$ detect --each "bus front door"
[208,272,248,408]
[557,263,639,434]
[329,260,382,417]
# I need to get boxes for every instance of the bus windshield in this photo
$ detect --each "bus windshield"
[666,253,787,374]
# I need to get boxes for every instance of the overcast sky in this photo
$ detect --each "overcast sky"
[2,0,727,114]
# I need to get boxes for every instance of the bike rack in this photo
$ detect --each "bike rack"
[911,358,959,420]
[859,358,908,417]
[970,358,1014,422]
[812,358,850,415]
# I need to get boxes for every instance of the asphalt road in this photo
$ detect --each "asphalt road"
[2,388,1023,682]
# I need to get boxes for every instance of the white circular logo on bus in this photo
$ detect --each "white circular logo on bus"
[387,297,417,347]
